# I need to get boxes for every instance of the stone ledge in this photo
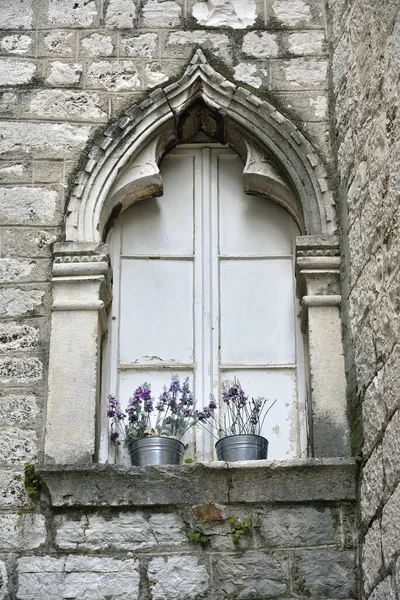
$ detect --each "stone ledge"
[38,458,358,508]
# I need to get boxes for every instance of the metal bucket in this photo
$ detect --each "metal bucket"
[129,437,185,466]
[215,434,268,462]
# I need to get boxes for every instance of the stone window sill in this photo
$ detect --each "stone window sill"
[38,458,358,508]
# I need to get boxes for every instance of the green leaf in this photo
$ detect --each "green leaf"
[185,458,194,464]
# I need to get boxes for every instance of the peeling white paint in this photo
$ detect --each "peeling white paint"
[192,0,256,29]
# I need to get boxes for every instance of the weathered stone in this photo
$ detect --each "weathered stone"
[383,409,400,494]
[215,551,288,598]
[1,1,34,29]
[233,62,266,88]
[270,0,316,27]
[45,61,82,86]
[0,288,45,318]
[0,428,38,464]
[242,31,279,57]
[0,162,32,183]
[0,122,91,159]
[274,91,327,121]
[0,514,45,551]
[0,559,7,600]
[0,59,36,86]
[271,57,327,90]
[144,62,169,89]
[0,91,19,117]
[148,556,210,600]
[192,0,256,28]
[0,258,50,284]
[86,60,141,90]
[382,484,400,569]
[17,556,140,600]
[24,90,107,122]
[120,33,158,58]
[368,576,397,600]
[193,504,223,521]
[80,33,115,57]
[105,0,136,28]
[0,394,39,427]
[39,30,75,57]
[361,445,384,525]
[384,345,400,414]
[260,506,333,546]
[293,549,356,598]
[0,469,24,508]
[288,31,325,55]
[0,357,42,384]
[362,370,387,457]
[1,228,58,257]
[163,30,231,63]
[0,187,59,225]
[0,322,39,352]
[363,519,383,595]
[0,34,34,55]
[142,0,182,28]
[46,0,98,27]
[55,511,187,550]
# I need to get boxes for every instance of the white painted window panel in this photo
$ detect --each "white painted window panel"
[121,154,194,256]
[220,259,296,365]
[119,259,193,364]
[220,369,298,460]
[218,154,294,257]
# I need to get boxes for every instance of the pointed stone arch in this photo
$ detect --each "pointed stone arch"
[66,50,336,243]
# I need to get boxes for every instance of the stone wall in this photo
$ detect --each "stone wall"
[328,1,400,599]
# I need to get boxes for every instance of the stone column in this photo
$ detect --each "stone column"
[44,242,111,464]
[296,236,350,457]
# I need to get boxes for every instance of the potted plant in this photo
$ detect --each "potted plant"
[195,378,277,462]
[107,375,196,466]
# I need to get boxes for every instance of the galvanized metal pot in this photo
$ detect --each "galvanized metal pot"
[128,437,185,466]
[215,434,268,462]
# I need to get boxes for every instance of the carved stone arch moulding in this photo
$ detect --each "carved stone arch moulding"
[66,49,336,243]
[45,50,350,466]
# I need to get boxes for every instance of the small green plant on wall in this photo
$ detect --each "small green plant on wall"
[188,522,211,545]
[230,516,253,543]
[16,457,41,517]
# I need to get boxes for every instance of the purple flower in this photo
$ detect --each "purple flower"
[169,375,181,394]
[110,431,120,444]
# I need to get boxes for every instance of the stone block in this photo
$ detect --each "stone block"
[273,90,327,121]
[0,427,38,464]
[361,446,384,525]
[0,469,24,508]
[0,514,45,551]
[0,122,91,160]
[270,57,328,90]
[144,62,172,90]
[362,370,387,457]
[190,0,257,28]
[362,519,383,595]
[161,30,232,64]
[17,556,140,600]
[86,60,141,91]
[292,548,356,598]
[105,0,137,28]
[288,31,326,55]
[148,555,210,600]
[55,511,187,551]
[1,228,59,257]
[0,59,36,86]
[45,0,99,27]
[141,0,182,28]
[214,551,288,598]
[0,322,39,353]
[0,33,34,56]
[0,394,39,427]
[384,345,400,414]
[368,576,396,600]
[259,505,334,547]
[119,33,158,58]
[383,409,400,494]
[0,357,43,384]
[0,258,51,284]
[33,162,64,184]
[45,61,82,86]
[0,559,7,600]
[0,287,46,318]
[1,1,34,29]
[21,90,108,122]
[242,31,280,57]
[38,30,76,57]
[382,484,400,569]
[0,162,32,184]
[79,32,116,57]
[233,62,268,89]
[267,0,324,28]
[0,91,19,118]
[0,187,59,226]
